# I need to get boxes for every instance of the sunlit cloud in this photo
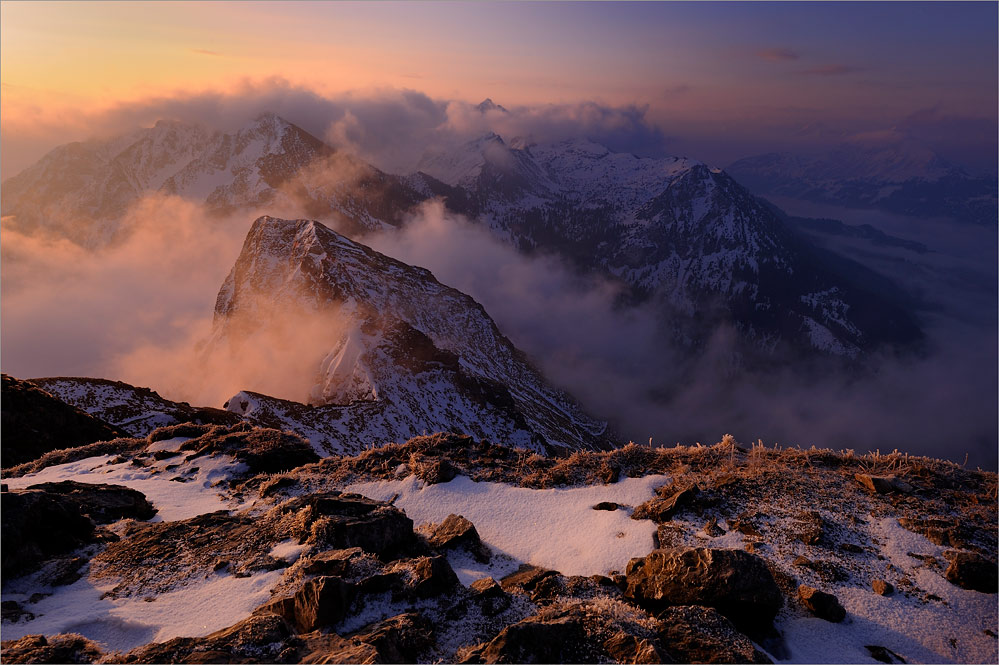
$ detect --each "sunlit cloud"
[190,48,223,57]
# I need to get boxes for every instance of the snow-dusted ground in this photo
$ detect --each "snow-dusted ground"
[773,517,999,664]
[349,474,669,582]
[3,444,245,522]
[2,567,284,654]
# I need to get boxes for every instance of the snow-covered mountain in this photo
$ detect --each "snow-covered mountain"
[0,114,429,245]
[727,137,997,226]
[414,134,923,359]
[208,215,609,455]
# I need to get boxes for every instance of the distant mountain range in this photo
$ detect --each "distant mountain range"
[2,111,928,361]
[727,138,997,226]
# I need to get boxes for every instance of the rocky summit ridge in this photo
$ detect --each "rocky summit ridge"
[209,215,609,455]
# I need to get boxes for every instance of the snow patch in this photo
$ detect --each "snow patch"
[348,474,668,579]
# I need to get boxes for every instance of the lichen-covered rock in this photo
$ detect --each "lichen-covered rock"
[624,548,782,632]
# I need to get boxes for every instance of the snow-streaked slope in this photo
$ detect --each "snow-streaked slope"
[414,135,923,358]
[211,216,609,455]
[0,114,426,246]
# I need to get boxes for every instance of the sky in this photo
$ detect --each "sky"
[1,1,996,175]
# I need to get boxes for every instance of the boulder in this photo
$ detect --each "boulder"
[1,489,96,577]
[942,550,998,593]
[624,548,782,632]
[500,564,559,593]
[283,492,417,558]
[346,612,434,663]
[301,548,365,576]
[390,555,460,599]
[593,502,619,511]
[657,605,771,664]
[603,632,668,664]
[0,634,104,664]
[872,579,894,596]
[633,485,700,523]
[415,458,458,485]
[466,613,591,663]
[797,585,846,622]
[427,514,491,563]
[469,577,511,616]
[114,613,295,663]
[26,480,155,523]
[257,576,355,633]
[855,474,913,494]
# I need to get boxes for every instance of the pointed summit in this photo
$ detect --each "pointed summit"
[210,215,609,455]
[476,98,508,114]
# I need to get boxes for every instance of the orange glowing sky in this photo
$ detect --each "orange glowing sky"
[2,1,996,173]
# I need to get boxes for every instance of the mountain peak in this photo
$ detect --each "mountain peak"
[476,98,508,114]
[211,215,609,454]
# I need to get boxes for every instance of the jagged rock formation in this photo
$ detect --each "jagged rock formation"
[414,134,923,359]
[210,216,609,454]
[0,114,431,246]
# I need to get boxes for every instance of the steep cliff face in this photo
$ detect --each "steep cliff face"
[209,216,609,455]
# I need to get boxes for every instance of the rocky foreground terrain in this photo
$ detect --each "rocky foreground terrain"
[1,397,997,664]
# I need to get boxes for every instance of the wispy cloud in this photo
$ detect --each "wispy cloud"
[799,64,865,76]
[756,47,800,62]
[191,48,223,57]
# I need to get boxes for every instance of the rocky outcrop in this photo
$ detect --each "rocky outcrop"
[657,605,772,664]
[624,548,782,632]
[279,492,417,558]
[180,426,319,473]
[24,481,155,524]
[0,634,104,664]
[1,374,123,468]
[942,550,998,593]
[426,514,492,563]
[1,488,98,577]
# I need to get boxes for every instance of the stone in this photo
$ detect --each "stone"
[703,517,726,537]
[415,458,458,485]
[26,480,156,523]
[793,511,825,546]
[398,555,460,599]
[301,548,365,576]
[257,576,355,633]
[427,514,491,563]
[798,585,846,622]
[603,631,668,664]
[284,492,417,558]
[872,579,894,596]
[855,474,913,494]
[469,577,511,616]
[500,563,558,593]
[1,600,34,623]
[633,485,700,523]
[470,613,591,663]
[657,605,771,664]
[625,548,782,633]
[593,502,619,511]
[117,613,295,663]
[942,550,998,593]
[346,612,433,663]
[0,634,104,664]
